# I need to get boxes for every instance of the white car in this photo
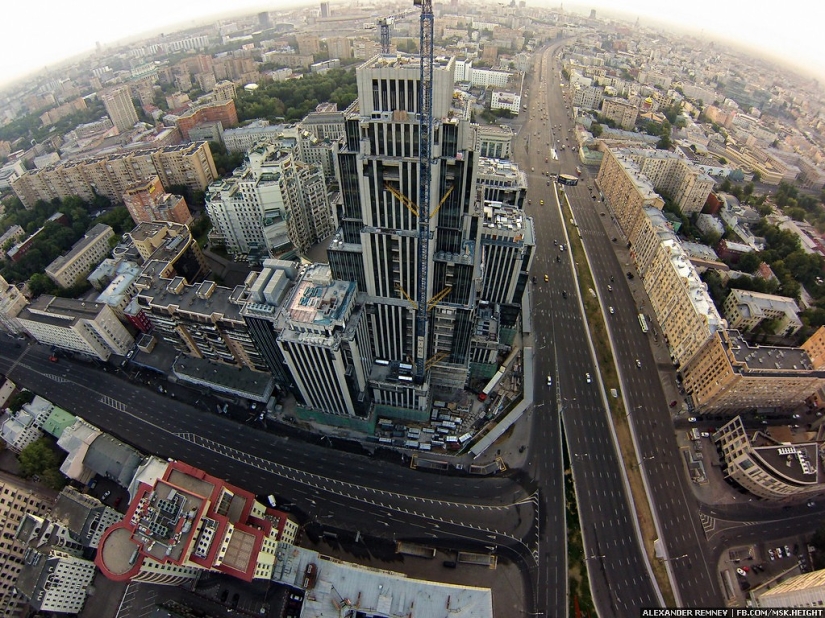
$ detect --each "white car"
[635,359,642,368]
[609,306,614,314]
[585,373,592,384]
[736,568,747,577]
[688,417,697,423]
[547,375,553,386]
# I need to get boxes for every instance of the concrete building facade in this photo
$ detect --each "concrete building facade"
[17,296,135,361]
[0,472,54,618]
[45,224,114,288]
[11,142,218,208]
[723,289,803,337]
[122,176,193,226]
[713,416,822,500]
[101,86,139,132]
[681,329,825,413]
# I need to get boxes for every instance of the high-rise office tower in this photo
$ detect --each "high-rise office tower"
[329,53,488,408]
[101,85,139,132]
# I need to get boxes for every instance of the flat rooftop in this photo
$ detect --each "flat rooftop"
[271,544,492,617]
[751,442,820,485]
[726,331,816,373]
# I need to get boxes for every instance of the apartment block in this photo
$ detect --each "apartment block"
[206,144,333,258]
[45,223,114,288]
[751,569,825,607]
[135,276,265,370]
[475,124,514,160]
[17,296,135,361]
[0,225,24,259]
[295,33,321,56]
[713,416,822,500]
[600,97,639,130]
[628,207,725,368]
[222,120,288,153]
[277,264,372,417]
[96,458,298,584]
[475,159,527,208]
[174,100,238,140]
[0,396,56,453]
[101,85,139,132]
[326,36,352,60]
[11,142,218,208]
[212,80,236,102]
[128,221,208,284]
[723,289,802,337]
[14,513,97,614]
[51,486,124,549]
[123,176,193,226]
[597,148,664,233]
[598,146,713,217]
[0,472,54,618]
[0,275,28,335]
[682,329,825,413]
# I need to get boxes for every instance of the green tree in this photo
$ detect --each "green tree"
[18,438,66,490]
[591,123,603,137]
[718,157,727,164]
[6,390,34,412]
[752,171,762,183]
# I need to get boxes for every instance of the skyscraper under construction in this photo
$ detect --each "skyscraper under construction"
[327,52,534,418]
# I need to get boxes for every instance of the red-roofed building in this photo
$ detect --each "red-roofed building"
[95,459,298,586]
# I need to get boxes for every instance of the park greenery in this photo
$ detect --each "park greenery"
[234,68,358,123]
[0,99,107,149]
[0,196,133,295]
[17,437,66,491]
[693,178,825,334]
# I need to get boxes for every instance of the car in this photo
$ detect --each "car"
[547,375,552,386]
[626,271,634,279]
[547,181,551,186]
[736,568,747,577]
[48,355,58,363]
[792,414,801,419]
[688,417,697,423]
[553,239,558,245]
[101,490,111,501]
[609,306,614,314]
[670,400,678,407]
[635,359,642,368]
[220,590,229,603]
[775,547,784,558]
[768,549,775,560]
[607,285,613,292]
[808,500,816,507]
[700,431,710,438]
[540,200,544,205]
[532,276,536,284]
[585,373,592,384]
[562,290,567,298]
[528,199,532,205]
[785,545,792,556]
[544,274,549,282]
[559,244,565,251]
[531,167,535,172]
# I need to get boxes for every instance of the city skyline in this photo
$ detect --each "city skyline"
[1,0,823,89]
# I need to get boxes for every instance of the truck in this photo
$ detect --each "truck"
[478,366,506,401]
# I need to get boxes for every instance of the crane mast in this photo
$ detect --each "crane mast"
[413,0,434,382]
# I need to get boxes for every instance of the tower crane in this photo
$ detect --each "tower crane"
[376,9,415,55]
[413,0,434,383]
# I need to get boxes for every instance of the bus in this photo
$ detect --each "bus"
[638,313,649,333]
[558,174,578,186]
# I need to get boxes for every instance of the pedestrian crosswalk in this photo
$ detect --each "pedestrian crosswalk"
[47,374,70,384]
[100,395,127,413]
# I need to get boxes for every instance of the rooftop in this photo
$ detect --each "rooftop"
[271,544,493,617]
[725,330,817,373]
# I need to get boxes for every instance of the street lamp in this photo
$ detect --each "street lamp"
[660,553,688,562]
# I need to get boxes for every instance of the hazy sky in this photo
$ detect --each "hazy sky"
[1,0,823,88]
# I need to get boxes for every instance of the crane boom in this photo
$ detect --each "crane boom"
[413,0,434,383]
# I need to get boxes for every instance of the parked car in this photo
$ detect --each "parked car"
[101,490,111,501]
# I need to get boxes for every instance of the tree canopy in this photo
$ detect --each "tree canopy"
[235,68,357,123]
[18,437,66,491]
